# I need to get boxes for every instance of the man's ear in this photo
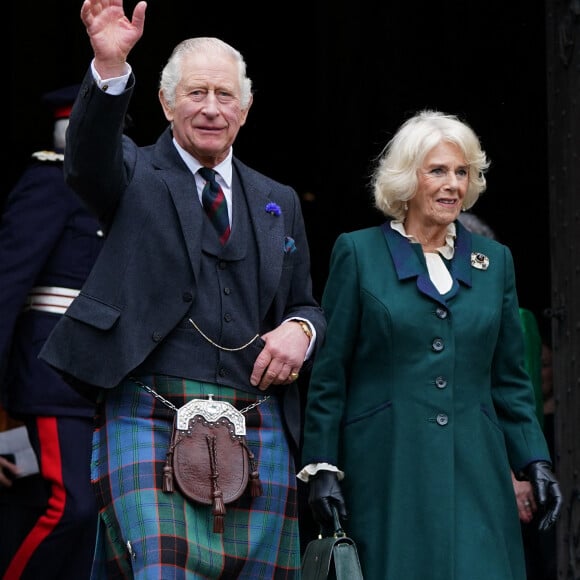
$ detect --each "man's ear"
[159,89,174,122]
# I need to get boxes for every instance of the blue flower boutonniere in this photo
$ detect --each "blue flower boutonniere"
[265,202,281,216]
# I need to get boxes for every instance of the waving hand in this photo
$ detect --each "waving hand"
[80,0,147,79]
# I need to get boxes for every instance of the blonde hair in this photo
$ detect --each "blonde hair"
[372,110,490,220]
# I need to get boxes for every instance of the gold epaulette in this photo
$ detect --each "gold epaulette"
[31,150,65,162]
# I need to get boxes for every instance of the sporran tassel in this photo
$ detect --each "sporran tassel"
[244,443,263,497]
[163,452,174,493]
[212,489,226,533]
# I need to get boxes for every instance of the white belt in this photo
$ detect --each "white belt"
[24,286,80,314]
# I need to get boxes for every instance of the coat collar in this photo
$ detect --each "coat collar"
[381,219,473,306]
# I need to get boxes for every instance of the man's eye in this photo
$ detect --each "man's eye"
[216,91,235,103]
[190,90,207,101]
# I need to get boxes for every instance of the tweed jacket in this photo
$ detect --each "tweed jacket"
[39,68,325,447]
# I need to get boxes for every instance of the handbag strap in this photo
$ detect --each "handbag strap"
[331,506,346,538]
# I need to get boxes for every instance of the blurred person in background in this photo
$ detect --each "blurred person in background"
[0,85,103,579]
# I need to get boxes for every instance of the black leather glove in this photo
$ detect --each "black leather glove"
[308,470,347,533]
[524,460,563,532]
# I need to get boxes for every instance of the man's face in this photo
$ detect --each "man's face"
[160,51,252,166]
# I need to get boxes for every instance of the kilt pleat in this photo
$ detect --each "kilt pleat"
[90,376,300,579]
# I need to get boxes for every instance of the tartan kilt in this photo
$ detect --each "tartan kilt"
[90,375,300,579]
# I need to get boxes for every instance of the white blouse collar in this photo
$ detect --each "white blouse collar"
[390,220,456,259]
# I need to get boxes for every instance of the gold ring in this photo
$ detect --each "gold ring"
[290,372,299,380]
[524,500,531,507]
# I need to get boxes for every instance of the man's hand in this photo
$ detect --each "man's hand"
[81,0,147,79]
[250,323,309,390]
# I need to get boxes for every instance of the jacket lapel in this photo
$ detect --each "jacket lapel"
[236,161,284,317]
[153,129,204,284]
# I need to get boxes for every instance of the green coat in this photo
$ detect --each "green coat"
[301,221,551,580]
[519,307,544,429]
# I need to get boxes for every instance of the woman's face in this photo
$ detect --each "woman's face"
[408,141,469,227]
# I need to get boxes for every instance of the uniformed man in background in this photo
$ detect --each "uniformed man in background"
[0,85,103,579]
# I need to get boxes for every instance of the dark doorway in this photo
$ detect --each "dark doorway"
[8,0,549,317]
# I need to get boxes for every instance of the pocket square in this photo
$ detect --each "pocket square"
[284,236,297,254]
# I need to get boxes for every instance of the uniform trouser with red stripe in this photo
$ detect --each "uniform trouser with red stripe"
[2,415,97,580]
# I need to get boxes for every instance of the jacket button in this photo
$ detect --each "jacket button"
[219,261,227,270]
[218,367,227,377]
[224,287,231,295]
[431,338,444,352]
[436,307,448,319]
[152,332,163,342]
[436,413,449,426]
[224,313,232,322]
[182,291,193,302]
[435,376,447,389]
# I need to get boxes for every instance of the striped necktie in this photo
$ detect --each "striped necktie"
[198,167,231,244]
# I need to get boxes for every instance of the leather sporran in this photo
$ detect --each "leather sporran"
[163,395,262,533]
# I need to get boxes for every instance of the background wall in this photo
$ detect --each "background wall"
[7,0,551,329]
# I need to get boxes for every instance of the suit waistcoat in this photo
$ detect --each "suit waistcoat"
[134,171,265,395]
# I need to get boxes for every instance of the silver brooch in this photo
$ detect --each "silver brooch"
[471,252,489,270]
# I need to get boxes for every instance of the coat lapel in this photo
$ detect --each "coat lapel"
[450,220,473,289]
[381,220,473,306]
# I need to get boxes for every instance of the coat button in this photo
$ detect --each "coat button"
[152,331,163,342]
[436,413,449,426]
[224,313,232,322]
[219,261,227,270]
[435,376,447,389]
[435,307,448,319]
[431,338,444,352]
[218,367,227,377]
[224,287,231,295]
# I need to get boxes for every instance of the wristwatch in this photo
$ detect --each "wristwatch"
[293,319,313,341]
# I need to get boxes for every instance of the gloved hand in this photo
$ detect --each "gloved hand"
[524,460,563,532]
[308,470,347,533]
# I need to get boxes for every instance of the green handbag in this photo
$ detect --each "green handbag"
[301,507,364,580]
